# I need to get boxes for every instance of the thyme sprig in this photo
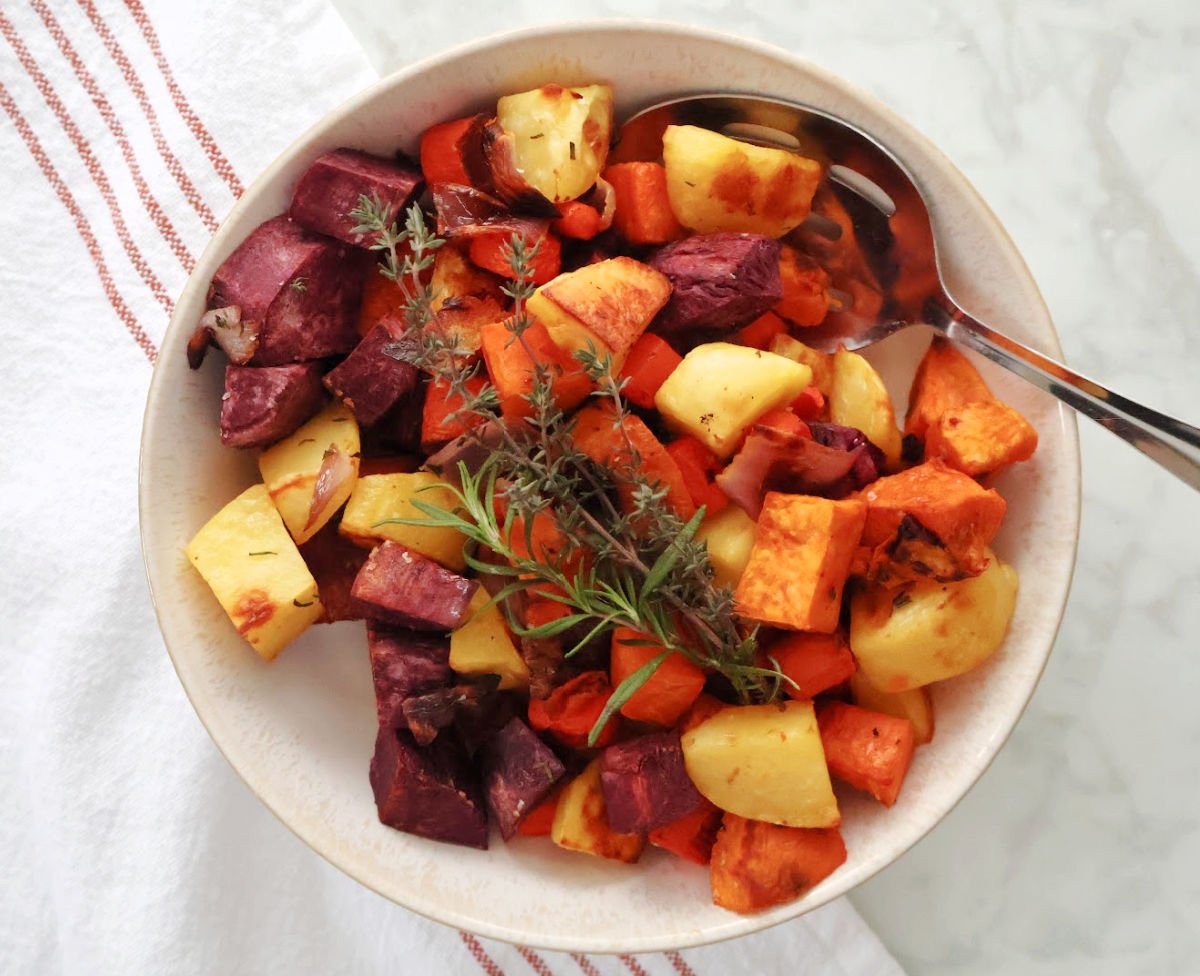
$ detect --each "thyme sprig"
[363,203,788,745]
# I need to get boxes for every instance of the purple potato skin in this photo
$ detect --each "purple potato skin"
[323,325,419,426]
[367,624,452,732]
[369,727,489,850]
[219,363,326,448]
[649,233,781,334]
[352,542,478,631]
[599,732,704,834]
[209,215,366,366]
[481,718,565,839]
[289,148,423,247]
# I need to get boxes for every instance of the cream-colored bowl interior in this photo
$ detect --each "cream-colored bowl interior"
[139,21,1079,953]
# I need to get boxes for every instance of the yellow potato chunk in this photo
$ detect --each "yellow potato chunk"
[551,758,644,863]
[430,242,504,312]
[654,342,812,458]
[735,493,867,633]
[185,484,322,661]
[848,672,935,744]
[768,333,834,398]
[339,472,466,569]
[662,124,821,237]
[496,83,614,203]
[681,701,840,828]
[830,348,902,469]
[527,257,671,369]
[449,589,530,690]
[696,505,758,589]
[850,551,1019,691]
[258,400,360,544]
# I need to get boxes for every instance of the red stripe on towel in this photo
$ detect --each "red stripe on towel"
[75,0,220,231]
[459,932,507,976]
[0,10,174,314]
[31,0,194,271]
[120,0,244,197]
[0,82,157,363]
[665,951,698,976]
[517,946,555,976]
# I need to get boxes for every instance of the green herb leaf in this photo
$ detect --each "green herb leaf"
[587,650,672,747]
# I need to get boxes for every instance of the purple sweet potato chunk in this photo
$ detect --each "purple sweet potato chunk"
[290,148,424,247]
[369,727,488,849]
[367,624,451,731]
[299,522,371,623]
[649,233,781,334]
[402,675,501,747]
[209,215,366,366]
[481,717,566,839]
[352,541,478,631]
[599,732,704,834]
[323,325,419,426]
[219,362,326,448]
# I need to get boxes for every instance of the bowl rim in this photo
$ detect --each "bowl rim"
[139,17,1081,953]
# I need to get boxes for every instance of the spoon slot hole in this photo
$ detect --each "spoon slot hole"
[721,122,802,151]
[828,165,897,217]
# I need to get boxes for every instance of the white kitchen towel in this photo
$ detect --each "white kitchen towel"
[0,1,903,973]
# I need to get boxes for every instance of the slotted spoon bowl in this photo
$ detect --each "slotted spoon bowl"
[621,94,1200,489]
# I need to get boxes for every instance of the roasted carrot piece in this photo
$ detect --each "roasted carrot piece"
[790,385,826,421]
[610,627,706,727]
[648,800,723,865]
[735,311,789,350]
[421,375,486,449]
[357,267,406,337]
[552,200,604,240]
[469,230,562,285]
[617,333,682,409]
[524,598,571,631]
[572,401,697,521]
[816,701,915,807]
[528,671,618,749]
[603,161,685,245]
[905,336,994,439]
[925,399,1038,476]
[419,114,479,185]
[754,408,810,439]
[515,786,563,837]
[678,692,728,733]
[775,246,831,327]
[710,815,847,914]
[479,318,592,419]
[771,631,857,699]
[665,437,729,515]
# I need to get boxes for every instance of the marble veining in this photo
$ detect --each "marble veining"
[329,1,1200,972]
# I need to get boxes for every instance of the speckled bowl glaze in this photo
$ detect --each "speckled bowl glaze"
[139,21,1080,953]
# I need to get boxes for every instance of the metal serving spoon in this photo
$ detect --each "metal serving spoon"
[618,94,1200,490]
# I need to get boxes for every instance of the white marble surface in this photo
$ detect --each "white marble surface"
[333,1,1200,972]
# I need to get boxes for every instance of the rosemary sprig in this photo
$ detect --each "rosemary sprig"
[362,203,788,745]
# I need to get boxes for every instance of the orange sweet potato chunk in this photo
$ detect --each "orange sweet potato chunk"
[573,401,696,521]
[710,814,847,914]
[926,399,1038,476]
[905,336,993,440]
[775,245,830,327]
[817,701,915,807]
[734,493,867,633]
[858,459,1005,579]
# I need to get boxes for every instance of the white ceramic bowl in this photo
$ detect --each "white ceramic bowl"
[140,21,1080,953]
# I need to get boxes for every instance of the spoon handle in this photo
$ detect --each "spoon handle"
[928,295,1200,491]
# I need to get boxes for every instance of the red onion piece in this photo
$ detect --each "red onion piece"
[306,443,355,531]
[431,183,551,242]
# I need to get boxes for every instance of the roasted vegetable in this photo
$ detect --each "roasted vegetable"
[289,148,423,247]
[599,732,704,834]
[482,717,565,840]
[849,672,935,745]
[185,484,322,660]
[351,541,478,631]
[905,335,994,440]
[450,589,531,690]
[771,631,857,699]
[681,700,840,828]
[609,628,705,727]
[551,758,644,863]
[850,550,1019,691]
[661,124,821,237]
[654,342,811,459]
[339,471,466,569]
[695,504,757,589]
[258,400,360,545]
[649,233,781,334]
[734,493,867,633]
[829,348,903,470]
[219,363,325,449]
[367,624,452,731]
[925,399,1038,476]
[817,701,915,807]
[323,324,419,426]
[603,161,684,244]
